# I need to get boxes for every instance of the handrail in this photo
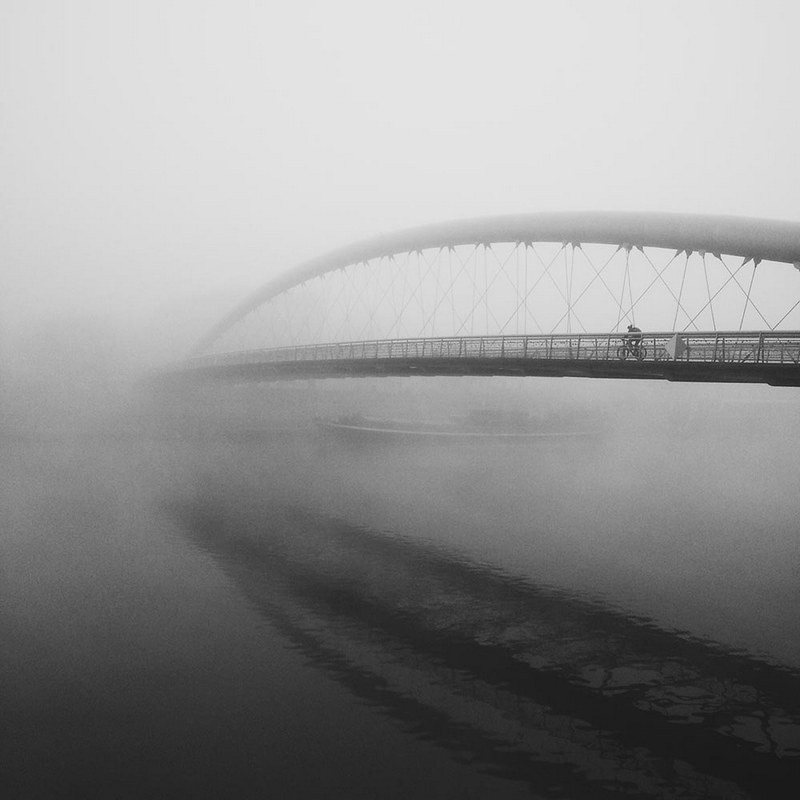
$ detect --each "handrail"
[184,331,800,371]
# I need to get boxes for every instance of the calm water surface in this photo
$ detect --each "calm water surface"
[2,425,799,798]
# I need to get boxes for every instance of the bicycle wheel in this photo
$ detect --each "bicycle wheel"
[616,345,628,360]
[636,346,647,360]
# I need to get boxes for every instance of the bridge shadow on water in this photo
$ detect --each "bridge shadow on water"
[167,490,800,800]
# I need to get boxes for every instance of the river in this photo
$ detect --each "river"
[2,408,799,798]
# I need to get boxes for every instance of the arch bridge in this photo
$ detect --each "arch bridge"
[178,212,800,386]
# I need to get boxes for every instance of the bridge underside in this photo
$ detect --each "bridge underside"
[173,358,800,387]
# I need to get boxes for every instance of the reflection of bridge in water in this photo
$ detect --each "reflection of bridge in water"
[170,494,800,799]
[174,212,800,386]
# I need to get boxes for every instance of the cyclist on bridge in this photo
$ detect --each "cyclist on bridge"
[625,324,642,350]
[617,324,645,360]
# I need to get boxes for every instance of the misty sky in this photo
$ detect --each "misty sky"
[3,0,800,366]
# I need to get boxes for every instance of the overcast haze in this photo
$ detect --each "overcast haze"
[5,5,800,795]
[3,0,800,367]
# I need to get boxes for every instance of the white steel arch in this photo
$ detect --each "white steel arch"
[195,212,800,355]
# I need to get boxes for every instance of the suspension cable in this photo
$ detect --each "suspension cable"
[548,245,621,333]
[739,260,758,330]
[702,253,717,330]
[564,246,571,334]
[673,252,690,331]
[627,249,636,327]
[485,245,490,335]
[616,247,631,331]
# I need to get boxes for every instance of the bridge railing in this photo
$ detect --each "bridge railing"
[186,332,800,370]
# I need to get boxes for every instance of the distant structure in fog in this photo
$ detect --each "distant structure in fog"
[177,212,800,386]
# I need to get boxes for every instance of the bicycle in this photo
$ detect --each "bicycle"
[617,339,647,360]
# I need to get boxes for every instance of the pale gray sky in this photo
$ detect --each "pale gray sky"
[2,0,800,364]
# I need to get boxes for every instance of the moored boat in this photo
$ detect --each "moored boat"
[316,410,597,443]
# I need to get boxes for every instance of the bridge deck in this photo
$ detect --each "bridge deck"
[176,332,800,386]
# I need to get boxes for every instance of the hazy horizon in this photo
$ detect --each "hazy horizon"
[4,1,800,378]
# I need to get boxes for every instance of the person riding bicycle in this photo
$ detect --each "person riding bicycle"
[624,324,642,354]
